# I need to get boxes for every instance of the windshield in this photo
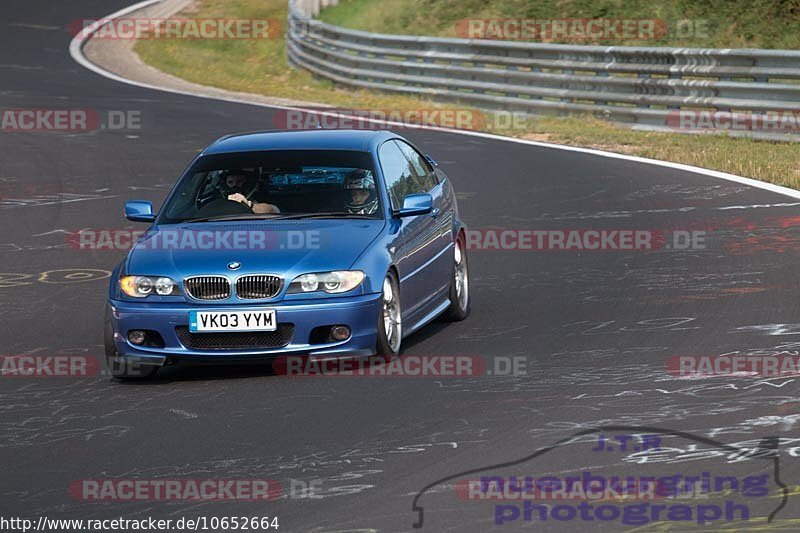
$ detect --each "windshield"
[157,150,382,224]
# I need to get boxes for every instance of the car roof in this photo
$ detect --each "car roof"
[202,129,399,155]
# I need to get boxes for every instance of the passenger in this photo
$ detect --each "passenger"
[344,170,378,215]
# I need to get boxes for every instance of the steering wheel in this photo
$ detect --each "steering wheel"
[196,197,252,216]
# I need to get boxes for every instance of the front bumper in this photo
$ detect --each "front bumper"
[108,292,382,364]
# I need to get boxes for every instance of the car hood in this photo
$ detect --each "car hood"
[124,219,385,280]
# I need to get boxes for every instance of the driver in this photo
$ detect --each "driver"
[224,170,280,214]
[344,170,378,215]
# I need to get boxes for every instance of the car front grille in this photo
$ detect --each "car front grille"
[236,275,282,299]
[185,276,230,300]
[175,324,295,351]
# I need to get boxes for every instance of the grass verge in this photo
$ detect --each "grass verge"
[321,0,800,49]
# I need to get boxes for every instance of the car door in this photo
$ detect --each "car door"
[394,140,453,297]
[378,140,441,319]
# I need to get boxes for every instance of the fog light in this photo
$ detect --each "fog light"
[331,326,350,341]
[128,330,146,345]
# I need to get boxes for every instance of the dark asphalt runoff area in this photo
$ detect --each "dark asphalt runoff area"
[0,1,799,531]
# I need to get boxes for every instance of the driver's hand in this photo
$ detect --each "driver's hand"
[227,193,251,208]
[253,203,280,214]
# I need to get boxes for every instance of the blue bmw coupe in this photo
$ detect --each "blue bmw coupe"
[105,130,470,378]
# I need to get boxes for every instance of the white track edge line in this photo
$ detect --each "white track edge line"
[68,0,800,202]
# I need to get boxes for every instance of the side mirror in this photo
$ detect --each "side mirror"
[396,193,433,217]
[425,154,439,168]
[125,200,155,223]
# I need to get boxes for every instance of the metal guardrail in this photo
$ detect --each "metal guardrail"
[286,0,800,140]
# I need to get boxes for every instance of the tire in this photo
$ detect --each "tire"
[375,271,402,356]
[441,232,470,322]
[104,306,158,380]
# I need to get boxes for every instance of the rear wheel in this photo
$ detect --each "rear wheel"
[376,272,402,356]
[442,233,470,322]
[104,306,158,380]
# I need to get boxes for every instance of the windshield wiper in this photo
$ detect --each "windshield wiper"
[184,212,375,223]
[184,214,287,223]
[276,212,375,220]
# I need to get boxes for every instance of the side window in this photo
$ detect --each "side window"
[379,141,422,210]
[395,141,437,192]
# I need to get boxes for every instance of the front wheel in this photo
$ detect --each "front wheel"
[376,272,402,356]
[442,233,470,322]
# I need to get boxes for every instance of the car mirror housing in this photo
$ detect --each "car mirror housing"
[125,200,155,223]
[396,193,433,217]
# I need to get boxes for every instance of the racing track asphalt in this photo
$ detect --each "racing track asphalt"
[1,1,799,531]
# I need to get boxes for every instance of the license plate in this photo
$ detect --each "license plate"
[189,310,276,332]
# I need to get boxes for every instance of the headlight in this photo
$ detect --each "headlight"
[120,276,181,297]
[287,271,365,294]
